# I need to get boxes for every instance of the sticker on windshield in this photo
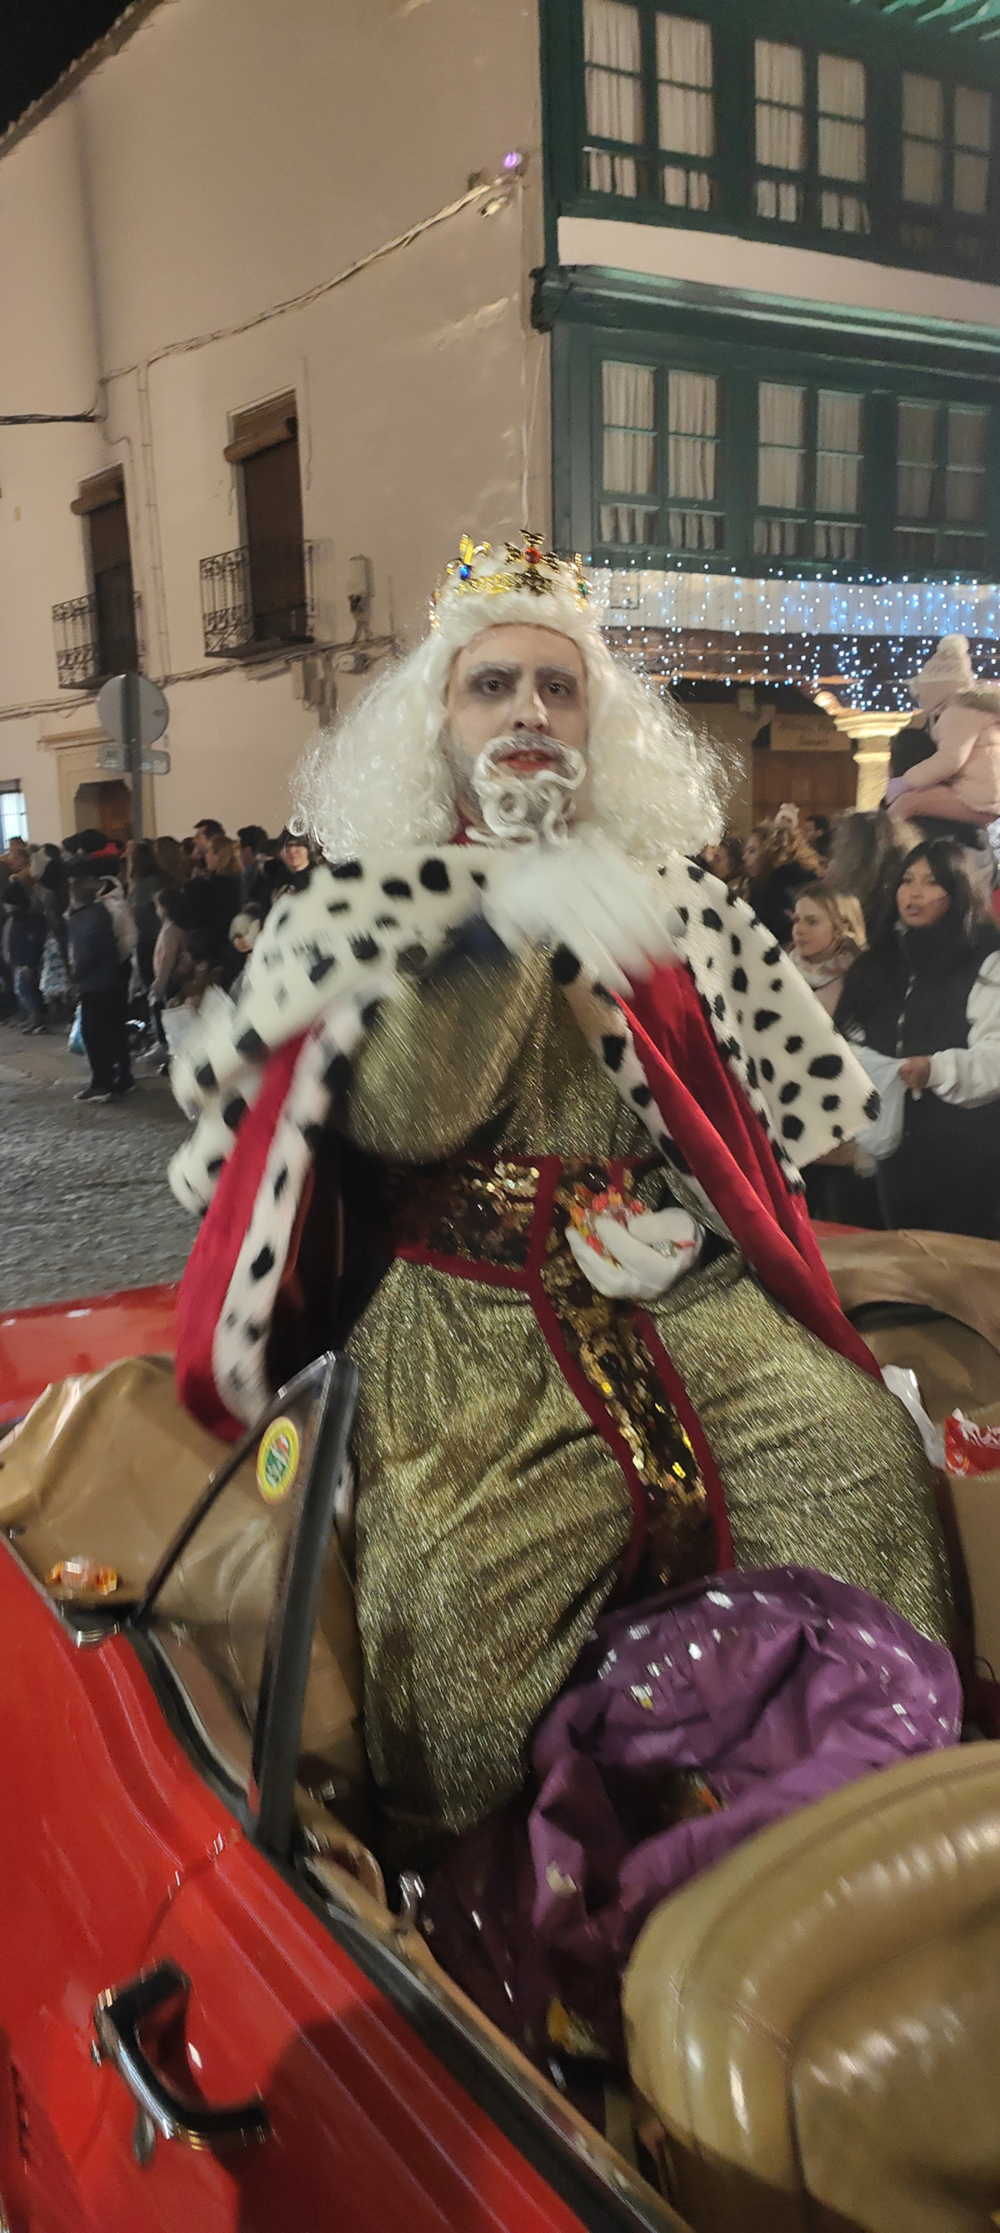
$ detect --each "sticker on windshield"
[256,1417,300,1504]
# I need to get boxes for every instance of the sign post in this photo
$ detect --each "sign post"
[95,675,170,842]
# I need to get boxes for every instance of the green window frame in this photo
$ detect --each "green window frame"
[581,0,720,213]
[599,358,725,556]
[895,398,991,572]
[550,0,1000,281]
[558,320,1000,581]
[755,382,866,564]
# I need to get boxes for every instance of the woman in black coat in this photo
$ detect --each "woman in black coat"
[837,838,1000,1239]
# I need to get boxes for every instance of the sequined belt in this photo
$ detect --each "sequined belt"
[391,1154,730,1595]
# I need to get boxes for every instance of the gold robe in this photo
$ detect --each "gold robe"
[341,946,951,1853]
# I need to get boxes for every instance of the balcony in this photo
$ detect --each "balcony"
[53,568,142,690]
[200,539,315,658]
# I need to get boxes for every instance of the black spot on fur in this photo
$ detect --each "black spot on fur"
[702,906,723,931]
[602,1034,626,1072]
[222,1095,249,1131]
[471,870,487,889]
[274,908,292,932]
[779,1081,801,1106]
[194,1061,217,1093]
[374,914,399,931]
[753,1009,780,1032]
[731,967,748,993]
[327,900,351,916]
[686,862,705,881]
[746,1056,758,1089]
[781,1114,805,1141]
[730,934,742,955]
[821,1093,841,1112]
[224,1310,237,1330]
[713,994,726,1018]
[631,1082,652,1107]
[705,956,714,970]
[382,877,412,900]
[206,1156,225,1179]
[677,905,689,925]
[761,1057,775,1083]
[551,944,581,985]
[308,951,337,985]
[419,857,450,893]
[361,1000,382,1030]
[250,1244,276,1281]
[236,1027,266,1062]
[761,944,780,966]
[725,1036,740,1060]
[273,1166,289,1199]
[243,1322,263,1345]
[275,984,288,1008]
[808,1053,844,1079]
[349,934,381,964]
[784,1034,803,1054]
[770,977,783,992]
[331,858,363,879]
[832,1124,844,1139]
[864,1089,881,1121]
[323,1051,353,1096]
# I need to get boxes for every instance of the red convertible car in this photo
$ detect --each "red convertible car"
[1,1252,1000,2233]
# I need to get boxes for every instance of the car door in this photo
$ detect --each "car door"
[68,1355,683,2233]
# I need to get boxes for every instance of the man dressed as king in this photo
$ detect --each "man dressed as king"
[169,531,951,1861]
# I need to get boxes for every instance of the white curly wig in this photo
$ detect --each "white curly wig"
[292,580,722,865]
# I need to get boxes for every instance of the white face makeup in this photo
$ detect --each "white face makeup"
[444,624,591,842]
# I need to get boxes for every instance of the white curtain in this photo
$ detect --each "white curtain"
[657,15,713,154]
[953,87,990,217]
[602,362,656,493]
[668,371,717,500]
[755,40,804,172]
[897,400,937,520]
[945,406,988,524]
[815,390,862,515]
[585,0,642,141]
[817,53,866,182]
[902,73,943,205]
[758,383,804,509]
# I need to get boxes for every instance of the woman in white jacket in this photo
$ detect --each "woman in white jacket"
[837,838,1000,1238]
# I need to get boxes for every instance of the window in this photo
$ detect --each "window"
[657,14,714,211]
[67,468,139,679]
[0,785,27,848]
[900,73,992,266]
[754,40,868,233]
[584,0,644,195]
[599,359,722,553]
[583,0,716,208]
[895,399,989,571]
[755,383,864,561]
[202,394,314,657]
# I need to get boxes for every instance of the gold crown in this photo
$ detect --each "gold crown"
[431,530,589,623]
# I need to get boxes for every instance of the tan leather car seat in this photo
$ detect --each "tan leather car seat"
[623,1743,1000,2233]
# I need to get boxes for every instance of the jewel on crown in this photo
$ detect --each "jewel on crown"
[431,530,589,623]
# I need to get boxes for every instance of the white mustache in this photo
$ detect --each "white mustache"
[470,734,586,847]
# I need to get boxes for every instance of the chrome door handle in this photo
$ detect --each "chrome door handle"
[93,1961,268,2154]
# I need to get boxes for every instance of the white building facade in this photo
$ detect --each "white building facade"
[0,0,549,843]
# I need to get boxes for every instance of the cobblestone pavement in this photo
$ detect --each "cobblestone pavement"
[0,1025,195,1310]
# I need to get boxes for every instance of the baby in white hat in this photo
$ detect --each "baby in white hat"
[886,634,1000,826]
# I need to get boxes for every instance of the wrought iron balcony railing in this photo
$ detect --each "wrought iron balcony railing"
[53,569,142,690]
[199,539,315,658]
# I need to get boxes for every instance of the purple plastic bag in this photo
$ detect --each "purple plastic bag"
[422,1566,960,2067]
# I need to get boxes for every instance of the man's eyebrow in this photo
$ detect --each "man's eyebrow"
[464,661,520,683]
[535,664,581,684]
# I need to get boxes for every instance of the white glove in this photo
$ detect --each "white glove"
[566,1207,703,1301]
[484,828,681,994]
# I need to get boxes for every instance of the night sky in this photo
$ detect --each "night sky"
[0,2,130,136]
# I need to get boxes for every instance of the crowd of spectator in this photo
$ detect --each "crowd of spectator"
[0,819,314,1104]
[697,804,1000,1242]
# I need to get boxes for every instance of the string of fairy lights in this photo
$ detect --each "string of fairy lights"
[585,564,1000,708]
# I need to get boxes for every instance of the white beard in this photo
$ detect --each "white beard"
[444,731,587,848]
